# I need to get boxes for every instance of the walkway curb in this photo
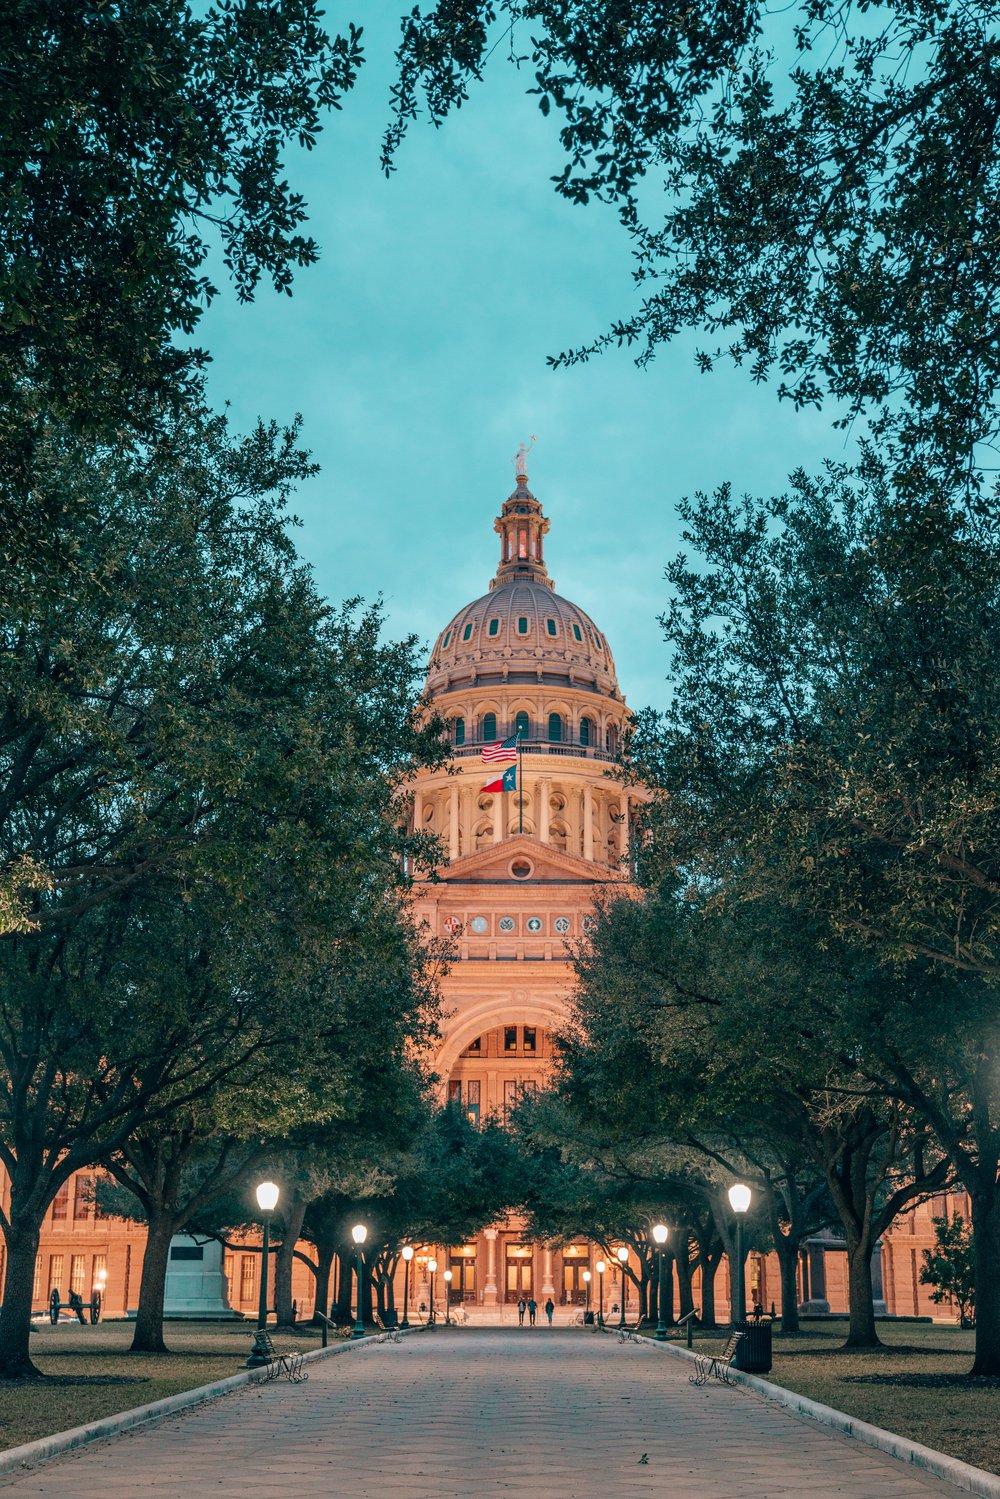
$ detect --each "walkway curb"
[641,1334,1000,1498]
[0,1327,423,1479]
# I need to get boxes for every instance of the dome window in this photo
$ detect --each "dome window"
[453,717,465,747]
[517,617,529,635]
[606,723,619,755]
[462,622,474,641]
[443,630,451,648]
[482,712,497,742]
[488,618,500,637]
[548,713,563,743]
[546,618,557,636]
[572,623,583,642]
[514,711,531,740]
[579,716,592,747]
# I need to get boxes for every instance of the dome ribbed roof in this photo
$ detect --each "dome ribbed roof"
[425,471,621,701]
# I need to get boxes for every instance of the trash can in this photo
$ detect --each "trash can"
[733,1316,773,1373]
[583,1310,595,1326]
[383,1308,398,1329]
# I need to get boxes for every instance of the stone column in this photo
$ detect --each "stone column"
[583,783,594,861]
[802,1239,830,1314]
[483,1228,498,1306]
[542,1246,556,1298]
[539,779,550,844]
[620,794,630,856]
[871,1241,888,1316]
[412,789,423,834]
[449,784,460,860]
[492,791,503,844]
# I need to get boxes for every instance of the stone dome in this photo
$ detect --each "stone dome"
[426,475,622,702]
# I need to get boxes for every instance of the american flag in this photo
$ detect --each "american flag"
[481,733,519,765]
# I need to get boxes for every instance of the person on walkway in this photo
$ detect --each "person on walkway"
[545,1298,554,1326]
[527,1298,537,1326]
[517,1297,526,1326]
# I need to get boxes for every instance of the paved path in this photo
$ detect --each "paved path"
[1,1330,966,1498]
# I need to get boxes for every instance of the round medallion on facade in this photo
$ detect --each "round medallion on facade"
[554,917,570,934]
[582,915,597,933]
[443,915,462,935]
[470,916,488,934]
[526,917,542,933]
[498,916,515,932]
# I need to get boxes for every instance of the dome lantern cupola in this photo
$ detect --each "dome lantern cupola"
[492,480,552,591]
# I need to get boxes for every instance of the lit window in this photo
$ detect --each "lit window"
[523,1026,537,1053]
[482,712,497,741]
[519,528,528,559]
[448,1080,462,1106]
[546,619,557,636]
[488,619,500,636]
[462,622,473,641]
[514,711,530,739]
[70,1255,86,1296]
[548,713,563,742]
[453,717,465,746]
[504,1026,518,1052]
[580,717,592,746]
[240,1255,256,1301]
[573,623,583,642]
[74,1177,91,1220]
[48,1255,63,1294]
[466,1079,481,1126]
[518,617,529,634]
[51,1183,69,1221]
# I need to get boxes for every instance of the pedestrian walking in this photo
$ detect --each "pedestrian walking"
[545,1298,554,1325]
[528,1297,537,1326]
[517,1297,526,1326]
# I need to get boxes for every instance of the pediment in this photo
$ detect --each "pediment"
[430,835,626,886]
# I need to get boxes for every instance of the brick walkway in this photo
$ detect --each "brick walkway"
[1,1329,967,1497]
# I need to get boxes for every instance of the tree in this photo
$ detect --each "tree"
[636,465,1000,1371]
[0,396,441,1376]
[384,0,1000,491]
[0,1,362,462]
[921,1214,976,1328]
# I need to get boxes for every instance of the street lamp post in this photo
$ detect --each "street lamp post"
[427,1257,438,1326]
[728,1183,752,1325]
[651,1223,669,1342]
[596,1259,606,1327]
[617,1246,629,1329]
[351,1223,367,1339]
[443,1268,453,1325]
[583,1269,591,1318]
[255,1181,279,1332]
[401,1245,414,1329]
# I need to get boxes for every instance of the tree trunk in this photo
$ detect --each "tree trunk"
[700,1256,719,1329]
[273,1199,307,1329]
[971,1189,1000,1376]
[776,1242,801,1334]
[662,1250,676,1325]
[130,1207,174,1353]
[676,1248,695,1320]
[0,1219,43,1378]
[844,1239,881,1349]
[310,1241,335,1324]
[334,1249,352,1324]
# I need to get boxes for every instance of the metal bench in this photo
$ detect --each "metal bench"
[690,1330,743,1386]
[246,1329,308,1382]
[617,1327,642,1344]
[372,1313,402,1343]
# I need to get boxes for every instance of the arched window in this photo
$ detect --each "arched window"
[572,623,583,642]
[579,716,592,747]
[514,711,531,740]
[517,617,529,635]
[548,713,563,743]
[453,717,465,746]
[482,712,497,742]
[443,630,451,648]
[488,618,500,636]
[546,618,557,636]
[462,622,474,641]
[606,723,619,756]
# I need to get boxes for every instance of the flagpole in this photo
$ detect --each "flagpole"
[518,733,523,835]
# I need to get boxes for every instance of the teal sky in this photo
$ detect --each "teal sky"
[201,11,842,712]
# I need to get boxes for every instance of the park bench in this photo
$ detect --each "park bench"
[690,1331,743,1386]
[373,1312,403,1343]
[617,1327,642,1344]
[246,1329,309,1382]
[49,1288,102,1325]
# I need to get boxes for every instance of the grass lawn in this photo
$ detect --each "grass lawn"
[667,1322,999,1476]
[0,1318,326,1452]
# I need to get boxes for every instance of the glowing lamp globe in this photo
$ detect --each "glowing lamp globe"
[255,1181,279,1213]
[728,1183,752,1214]
[652,1223,668,1245]
[351,1223,367,1245]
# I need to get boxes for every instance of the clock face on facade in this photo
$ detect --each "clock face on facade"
[526,917,543,933]
[554,917,570,934]
[470,916,488,933]
[498,916,515,932]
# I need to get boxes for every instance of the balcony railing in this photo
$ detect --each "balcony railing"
[447,739,617,763]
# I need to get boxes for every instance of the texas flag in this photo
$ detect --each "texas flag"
[482,763,517,795]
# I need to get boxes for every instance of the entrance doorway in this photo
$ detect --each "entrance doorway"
[562,1259,590,1305]
[449,1254,476,1303]
[505,1247,533,1302]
